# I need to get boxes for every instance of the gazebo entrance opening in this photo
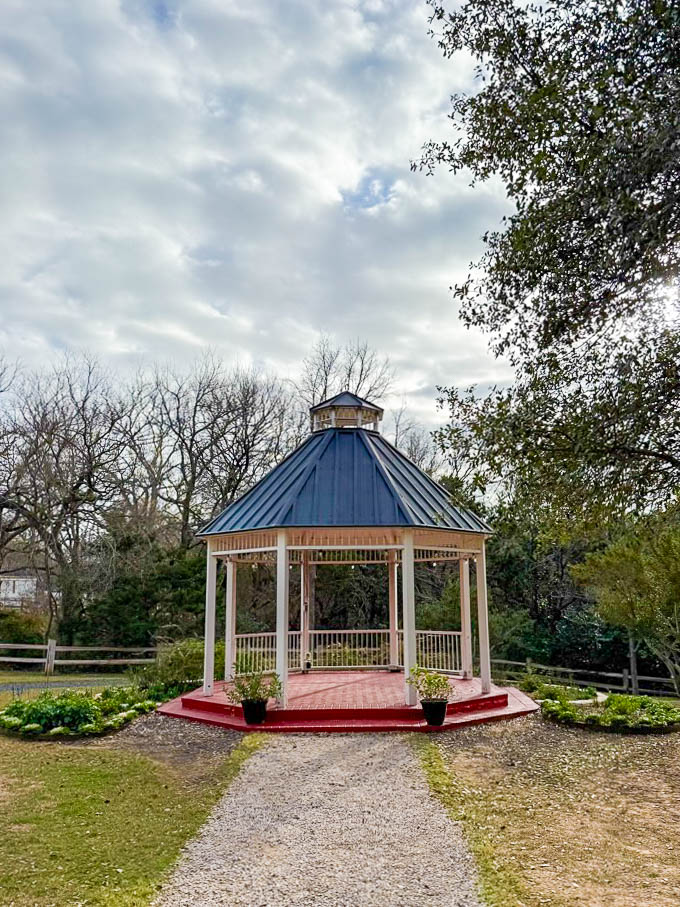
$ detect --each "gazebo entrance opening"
[201,526,491,708]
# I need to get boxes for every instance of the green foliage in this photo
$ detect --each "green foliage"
[0,686,162,737]
[0,608,45,645]
[423,0,680,525]
[420,0,680,353]
[541,693,680,734]
[79,544,208,646]
[407,666,452,701]
[134,638,225,695]
[519,674,596,702]
[574,520,680,693]
[226,671,281,703]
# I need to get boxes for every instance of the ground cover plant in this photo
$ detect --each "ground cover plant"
[519,674,597,702]
[417,716,680,907]
[0,715,264,906]
[542,693,680,734]
[0,686,161,738]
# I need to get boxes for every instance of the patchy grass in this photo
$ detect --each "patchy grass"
[0,671,128,685]
[0,724,264,905]
[415,715,680,907]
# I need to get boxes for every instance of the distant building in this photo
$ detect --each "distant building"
[0,568,39,610]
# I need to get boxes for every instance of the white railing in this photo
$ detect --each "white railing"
[234,633,276,672]
[415,630,461,673]
[234,631,301,673]
[308,629,391,669]
[232,629,462,673]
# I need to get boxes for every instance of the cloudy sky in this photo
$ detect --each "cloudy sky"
[0,0,511,425]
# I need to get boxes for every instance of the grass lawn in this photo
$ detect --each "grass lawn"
[0,720,263,906]
[417,715,680,907]
[0,671,129,685]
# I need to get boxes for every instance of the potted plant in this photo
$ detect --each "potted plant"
[227,669,282,725]
[408,666,452,726]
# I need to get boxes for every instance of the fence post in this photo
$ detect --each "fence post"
[525,657,532,675]
[628,633,640,695]
[621,668,629,692]
[44,639,57,675]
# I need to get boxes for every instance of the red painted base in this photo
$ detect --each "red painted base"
[158,671,538,733]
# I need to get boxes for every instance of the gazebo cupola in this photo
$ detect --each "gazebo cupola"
[310,391,383,432]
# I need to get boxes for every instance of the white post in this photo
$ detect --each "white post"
[475,541,492,693]
[299,553,308,670]
[224,558,237,681]
[388,550,399,666]
[459,558,473,679]
[275,530,290,706]
[203,543,217,696]
[402,531,417,705]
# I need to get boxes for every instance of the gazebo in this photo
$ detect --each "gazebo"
[160,393,537,731]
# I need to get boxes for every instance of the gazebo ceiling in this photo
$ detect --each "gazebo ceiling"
[199,401,491,537]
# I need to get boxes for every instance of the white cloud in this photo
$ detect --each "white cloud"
[0,0,512,426]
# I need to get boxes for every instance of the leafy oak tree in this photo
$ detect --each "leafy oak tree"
[420,0,680,523]
[419,0,680,354]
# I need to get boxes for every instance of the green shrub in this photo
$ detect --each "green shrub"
[541,693,680,734]
[0,609,45,645]
[133,639,225,695]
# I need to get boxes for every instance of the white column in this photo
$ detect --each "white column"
[275,530,290,706]
[388,550,399,666]
[299,553,308,670]
[402,531,417,705]
[459,557,473,679]
[224,558,237,681]
[475,541,492,693]
[202,543,217,696]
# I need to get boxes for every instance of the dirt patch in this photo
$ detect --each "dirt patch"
[91,712,244,783]
[436,715,680,907]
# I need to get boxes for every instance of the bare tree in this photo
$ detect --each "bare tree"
[296,336,394,407]
[117,355,297,549]
[391,403,442,475]
[0,356,128,638]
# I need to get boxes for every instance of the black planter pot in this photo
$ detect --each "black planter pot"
[241,698,267,725]
[421,699,448,727]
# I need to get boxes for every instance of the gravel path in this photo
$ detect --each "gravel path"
[154,734,481,907]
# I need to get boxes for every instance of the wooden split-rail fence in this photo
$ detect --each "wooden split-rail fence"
[0,641,157,674]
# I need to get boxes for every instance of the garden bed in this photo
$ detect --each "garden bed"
[0,686,164,739]
[518,673,598,703]
[541,693,680,734]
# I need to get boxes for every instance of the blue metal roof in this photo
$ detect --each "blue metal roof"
[199,428,491,535]
[310,391,383,413]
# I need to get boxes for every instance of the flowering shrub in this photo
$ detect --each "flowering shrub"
[0,686,161,738]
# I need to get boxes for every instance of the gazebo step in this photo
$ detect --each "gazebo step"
[158,691,536,733]
[179,688,509,721]
[159,679,537,734]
